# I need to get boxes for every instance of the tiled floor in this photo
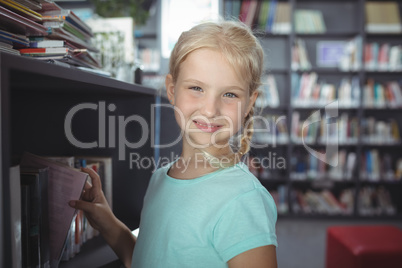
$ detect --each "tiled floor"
[276,218,402,268]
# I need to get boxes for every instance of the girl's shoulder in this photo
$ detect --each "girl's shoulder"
[212,161,264,193]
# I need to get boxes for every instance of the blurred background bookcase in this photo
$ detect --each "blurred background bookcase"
[224,0,402,219]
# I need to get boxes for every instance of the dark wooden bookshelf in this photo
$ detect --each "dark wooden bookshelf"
[0,52,164,267]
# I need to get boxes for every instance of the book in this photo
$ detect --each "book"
[0,28,29,46]
[9,165,22,268]
[0,5,48,36]
[20,166,50,268]
[365,1,402,33]
[294,9,326,34]
[0,0,42,21]
[19,47,69,56]
[20,184,31,267]
[265,0,277,33]
[273,2,291,34]
[20,168,42,267]
[13,0,41,11]
[20,152,88,268]
[40,8,93,37]
[29,39,65,48]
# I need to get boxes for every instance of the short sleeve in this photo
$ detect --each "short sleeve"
[213,187,278,262]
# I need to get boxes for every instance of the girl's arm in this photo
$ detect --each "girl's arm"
[227,245,277,268]
[69,167,136,268]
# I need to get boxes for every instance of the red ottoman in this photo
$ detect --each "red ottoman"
[326,225,402,268]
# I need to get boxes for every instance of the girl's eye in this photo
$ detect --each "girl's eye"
[190,86,203,92]
[224,92,237,98]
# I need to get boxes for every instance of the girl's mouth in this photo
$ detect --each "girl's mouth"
[193,120,222,133]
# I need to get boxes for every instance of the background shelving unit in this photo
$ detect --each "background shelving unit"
[224,0,402,219]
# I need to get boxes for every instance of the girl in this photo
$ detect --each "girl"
[69,20,278,268]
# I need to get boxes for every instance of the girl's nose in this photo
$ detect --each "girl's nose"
[200,95,219,118]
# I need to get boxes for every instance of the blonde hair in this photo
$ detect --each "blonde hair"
[169,20,264,159]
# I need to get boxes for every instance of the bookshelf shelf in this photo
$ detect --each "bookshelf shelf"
[0,52,162,267]
[224,0,402,220]
[295,32,360,38]
[292,68,360,74]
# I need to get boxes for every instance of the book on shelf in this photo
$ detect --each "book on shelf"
[292,72,360,108]
[361,117,401,145]
[361,150,401,182]
[358,186,396,216]
[40,8,93,38]
[252,113,289,145]
[364,79,402,109]
[265,0,276,33]
[0,28,29,47]
[292,38,311,71]
[0,5,48,36]
[0,39,20,55]
[294,9,326,34]
[243,0,258,28]
[365,1,402,34]
[256,74,280,108]
[338,36,362,72]
[20,166,51,268]
[291,189,353,215]
[12,0,42,11]
[9,165,22,268]
[228,0,291,34]
[364,42,402,71]
[0,0,42,21]
[291,149,357,181]
[20,152,88,268]
[272,2,291,34]
[19,46,69,56]
[270,185,289,215]
[29,38,65,48]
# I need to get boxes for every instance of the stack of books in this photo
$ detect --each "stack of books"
[0,0,47,54]
[0,0,101,69]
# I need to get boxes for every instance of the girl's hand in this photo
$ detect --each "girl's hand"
[69,167,116,233]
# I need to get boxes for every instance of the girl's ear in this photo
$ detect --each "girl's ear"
[245,90,259,117]
[165,74,175,104]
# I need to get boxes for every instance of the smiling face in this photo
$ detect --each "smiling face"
[166,48,257,153]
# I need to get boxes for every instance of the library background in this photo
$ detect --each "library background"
[1,0,402,267]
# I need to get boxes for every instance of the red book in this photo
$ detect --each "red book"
[19,47,68,55]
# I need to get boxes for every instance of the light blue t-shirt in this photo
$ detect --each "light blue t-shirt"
[131,161,278,268]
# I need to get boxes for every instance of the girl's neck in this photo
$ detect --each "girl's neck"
[168,143,235,180]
